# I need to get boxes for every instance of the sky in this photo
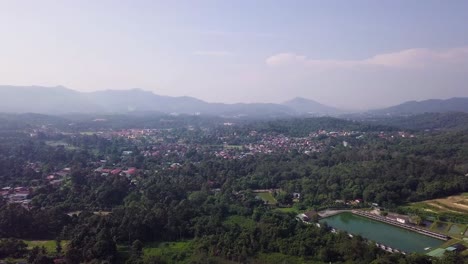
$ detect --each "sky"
[0,0,468,110]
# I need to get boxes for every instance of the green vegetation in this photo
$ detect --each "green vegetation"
[24,240,67,254]
[223,215,256,231]
[253,252,312,264]
[1,114,468,263]
[45,140,77,150]
[399,194,468,228]
[448,224,466,236]
[143,241,193,263]
[256,192,277,205]
[432,221,450,232]
[275,207,300,214]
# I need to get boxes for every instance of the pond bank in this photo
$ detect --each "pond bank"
[353,210,449,241]
[319,212,445,253]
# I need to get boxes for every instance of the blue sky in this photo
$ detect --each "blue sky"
[1,0,467,109]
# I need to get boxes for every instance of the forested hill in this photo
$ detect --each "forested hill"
[249,117,397,137]
[0,113,393,134]
[372,97,468,114]
[366,112,468,131]
[0,113,70,131]
[3,112,468,137]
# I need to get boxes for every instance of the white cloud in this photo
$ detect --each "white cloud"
[266,46,468,69]
[193,50,234,57]
[265,53,307,66]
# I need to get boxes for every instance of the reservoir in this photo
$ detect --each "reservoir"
[319,212,444,253]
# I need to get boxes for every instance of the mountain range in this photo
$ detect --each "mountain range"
[0,85,338,116]
[1,85,467,116]
[372,97,468,115]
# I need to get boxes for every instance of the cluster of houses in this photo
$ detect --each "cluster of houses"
[7,167,72,202]
[94,166,138,178]
[211,129,417,159]
[377,131,415,140]
[1,186,32,209]
[94,167,137,178]
[313,130,361,138]
[213,134,327,159]
[46,167,71,186]
[108,129,163,139]
[94,128,175,141]
[141,143,192,158]
[334,198,364,206]
[64,126,418,165]
[251,134,326,155]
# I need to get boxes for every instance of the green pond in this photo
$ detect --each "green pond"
[319,212,444,253]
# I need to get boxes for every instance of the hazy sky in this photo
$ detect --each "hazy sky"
[1,0,468,109]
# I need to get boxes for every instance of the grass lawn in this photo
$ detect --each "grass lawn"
[45,140,77,150]
[25,240,67,254]
[257,192,277,205]
[275,207,299,214]
[80,131,97,135]
[143,241,193,264]
[253,253,316,264]
[448,223,466,236]
[224,145,243,150]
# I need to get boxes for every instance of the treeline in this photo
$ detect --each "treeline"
[368,112,468,131]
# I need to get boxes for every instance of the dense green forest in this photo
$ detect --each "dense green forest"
[0,114,467,263]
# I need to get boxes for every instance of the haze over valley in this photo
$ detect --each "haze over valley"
[1,85,468,116]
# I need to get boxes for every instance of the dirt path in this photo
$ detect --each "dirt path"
[424,194,468,214]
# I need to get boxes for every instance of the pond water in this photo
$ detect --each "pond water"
[319,212,444,253]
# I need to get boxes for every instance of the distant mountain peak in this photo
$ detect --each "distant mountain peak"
[283,97,340,114]
[0,85,345,116]
[287,96,314,102]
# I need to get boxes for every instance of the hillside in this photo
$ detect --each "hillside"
[373,97,468,115]
[369,112,468,131]
[282,97,341,114]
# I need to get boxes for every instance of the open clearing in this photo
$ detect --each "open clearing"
[25,240,67,254]
[143,241,193,263]
[256,192,277,205]
[411,193,468,215]
[45,140,77,150]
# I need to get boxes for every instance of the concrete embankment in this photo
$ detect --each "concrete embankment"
[352,211,449,241]
[318,209,351,218]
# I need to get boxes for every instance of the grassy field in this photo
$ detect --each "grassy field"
[79,131,97,135]
[275,207,300,214]
[45,140,77,150]
[25,240,67,254]
[448,224,467,236]
[143,241,193,263]
[253,253,316,264]
[224,145,243,150]
[256,192,277,205]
